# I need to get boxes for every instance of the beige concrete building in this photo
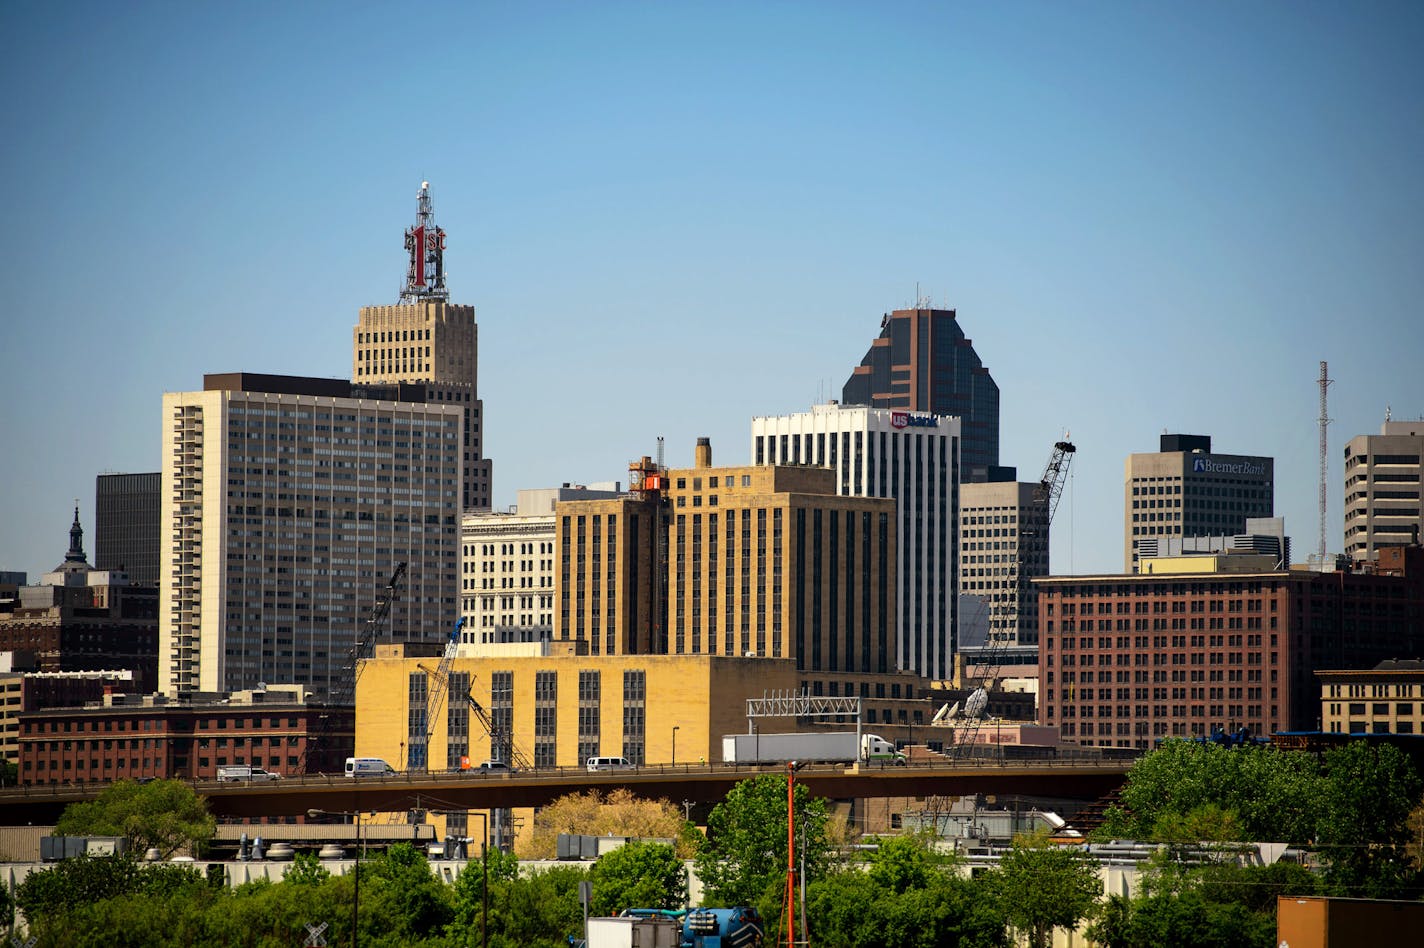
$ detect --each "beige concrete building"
[351,183,492,512]
[1344,420,1424,562]
[352,300,491,511]
[1125,434,1273,572]
[160,374,461,699]
[1318,659,1424,735]
[960,479,1049,648]
[461,486,621,646]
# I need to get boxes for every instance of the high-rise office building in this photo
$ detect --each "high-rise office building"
[159,373,461,699]
[959,478,1050,650]
[751,404,960,680]
[352,182,492,511]
[841,306,999,478]
[95,473,160,585]
[553,440,902,697]
[1124,434,1274,572]
[1344,420,1424,561]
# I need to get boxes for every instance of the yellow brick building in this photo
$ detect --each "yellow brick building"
[356,644,800,772]
[553,439,898,698]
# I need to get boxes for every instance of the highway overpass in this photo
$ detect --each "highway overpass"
[0,758,1132,824]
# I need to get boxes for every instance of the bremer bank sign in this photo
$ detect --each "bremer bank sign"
[1193,456,1268,477]
[891,412,938,430]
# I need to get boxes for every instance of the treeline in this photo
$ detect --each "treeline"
[6,740,1422,947]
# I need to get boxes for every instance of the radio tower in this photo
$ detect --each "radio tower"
[400,181,449,302]
[1317,361,1332,560]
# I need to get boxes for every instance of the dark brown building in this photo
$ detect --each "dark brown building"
[17,686,353,786]
[1036,546,1424,749]
[841,306,1000,479]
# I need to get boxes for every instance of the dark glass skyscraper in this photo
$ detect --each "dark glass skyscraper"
[95,473,160,585]
[842,308,1000,479]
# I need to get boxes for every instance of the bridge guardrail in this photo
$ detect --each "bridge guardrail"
[0,753,1135,803]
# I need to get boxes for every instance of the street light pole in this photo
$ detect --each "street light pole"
[309,808,363,948]
[672,726,679,767]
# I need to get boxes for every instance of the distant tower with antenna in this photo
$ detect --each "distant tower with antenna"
[401,181,449,302]
[352,181,492,510]
[1317,361,1332,560]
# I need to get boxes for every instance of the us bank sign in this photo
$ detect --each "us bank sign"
[891,411,938,430]
[1193,456,1267,476]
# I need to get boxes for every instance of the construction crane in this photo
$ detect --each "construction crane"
[416,627,534,772]
[466,687,532,771]
[953,441,1076,756]
[411,617,467,772]
[303,561,407,773]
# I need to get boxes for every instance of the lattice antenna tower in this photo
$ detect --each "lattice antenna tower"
[1318,361,1332,560]
[400,181,449,302]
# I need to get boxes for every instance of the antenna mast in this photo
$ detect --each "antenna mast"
[1317,361,1332,560]
[400,181,449,302]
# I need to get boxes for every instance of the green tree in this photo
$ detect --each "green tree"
[446,848,519,947]
[1316,741,1424,897]
[16,855,143,923]
[494,864,589,948]
[695,773,829,908]
[359,842,452,945]
[282,851,331,887]
[589,840,687,915]
[989,843,1100,948]
[806,836,1006,948]
[55,778,216,858]
[1098,742,1323,844]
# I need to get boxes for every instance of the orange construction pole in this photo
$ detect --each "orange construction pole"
[784,762,796,948]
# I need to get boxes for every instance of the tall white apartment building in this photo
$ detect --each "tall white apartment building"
[160,373,461,699]
[460,485,621,648]
[751,403,961,680]
[1344,419,1424,561]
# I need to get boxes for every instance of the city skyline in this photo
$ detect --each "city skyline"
[2,3,1422,583]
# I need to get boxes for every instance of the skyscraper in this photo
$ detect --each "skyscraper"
[95,472,160,585]
[352,182,492,511]
[751,404,960,680]
[1344,420,1424,561]
[1124,434,1274,572]
[959,478,1050,649]
[841,307,999,479]
[159,373,461,699]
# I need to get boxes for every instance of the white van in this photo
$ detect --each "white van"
[345,757,396,778]
[216,765,280,782]
[586,756,636,772]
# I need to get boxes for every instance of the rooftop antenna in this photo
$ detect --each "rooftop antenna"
[1317,360,1332,560]
[400,181,449,303]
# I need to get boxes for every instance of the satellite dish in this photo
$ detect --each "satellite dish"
[257,681,267,690]
[931,702,951,724]
[965,688,988,719]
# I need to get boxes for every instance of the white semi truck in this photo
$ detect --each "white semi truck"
[721,731,905,765]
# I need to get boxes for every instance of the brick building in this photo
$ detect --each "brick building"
[17,685,352,785]
[0,584,158,692]
[1036,546,1424,749]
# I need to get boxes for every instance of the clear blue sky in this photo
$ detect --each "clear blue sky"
[2,1,1421,580]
